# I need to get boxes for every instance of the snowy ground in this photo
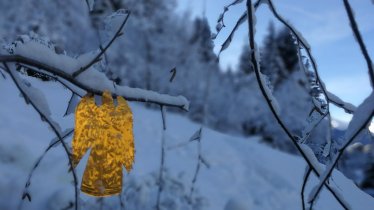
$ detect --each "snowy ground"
[1,74,374,210]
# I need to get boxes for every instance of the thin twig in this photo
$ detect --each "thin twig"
[189,128,204,201]
[217,0,262,57]
[301,166,312,210]
[118,193,125,210]
[3,62,80,210]
[72,11,131,77]
[245,1,348,209]
[18,130,74,210]
[342,0,374,87]
[0,67,6,79]
[214,0,261,41]
[156,105,167,210]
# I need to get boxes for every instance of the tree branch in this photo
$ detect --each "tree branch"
[308,92,374,206]
[189,128,205,201]
[326,90,356,114]
[18,129,74,209]
[342,0,374,87]
[0,55,189,111]
[3,62,79,210]
[245,1,349,209]
[72,11,131,77]
[156,105,167,210]
[217,0,262,56]
[301,166,312,210]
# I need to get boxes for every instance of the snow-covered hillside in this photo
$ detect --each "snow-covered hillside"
[0,76,373,210]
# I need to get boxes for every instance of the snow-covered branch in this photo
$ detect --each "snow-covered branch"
[301,166,312,210]
[308,91,374,206]
[326,90,356,114]
[3,62,79,210]
[245,0,349,208]
[216,0,263,55]
[0,42,189,111]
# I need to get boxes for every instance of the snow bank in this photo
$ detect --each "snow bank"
[0,77,373,210]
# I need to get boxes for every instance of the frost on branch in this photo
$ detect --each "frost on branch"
[6,63,61,134]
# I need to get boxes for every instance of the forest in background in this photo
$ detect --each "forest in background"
[0,0,373,200]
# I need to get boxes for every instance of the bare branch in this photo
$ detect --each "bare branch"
[72,11,131,77]
[18,129,74,209]
[169,67,176,83]
[156,105,167,210]
[342,0,374,87]
[0,67,5,79]
[189,128,204,201]
[301,166,312,210]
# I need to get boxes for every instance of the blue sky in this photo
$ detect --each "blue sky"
[177,0,374,128]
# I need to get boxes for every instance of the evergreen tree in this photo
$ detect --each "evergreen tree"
[260,23,298,87]
[190,18,216,63]
[276,28,298,72]
[238,44,253,75]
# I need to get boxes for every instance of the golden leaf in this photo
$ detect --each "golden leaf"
[72,90,135,197]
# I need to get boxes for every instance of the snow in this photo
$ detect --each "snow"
[343,91,374,142]
[4,38,190,111]
[308,91,374,204]
[12,40,96,75]
[6,63,61,134]
[1,73,374,210]
[327,91,357,114]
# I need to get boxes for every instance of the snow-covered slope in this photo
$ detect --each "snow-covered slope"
[0,75,373,210]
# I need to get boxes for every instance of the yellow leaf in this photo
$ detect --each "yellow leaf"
[72,90,135,197]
